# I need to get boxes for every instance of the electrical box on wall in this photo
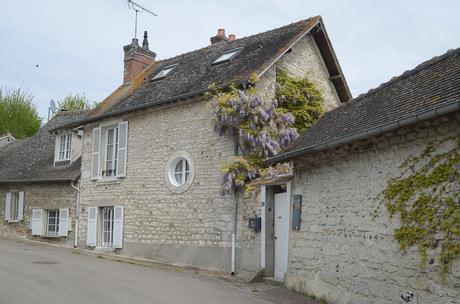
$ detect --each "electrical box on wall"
[248,216,261,232]
[292,194,302,230]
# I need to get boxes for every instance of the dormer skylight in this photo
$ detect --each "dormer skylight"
[212,48,242,65]
[151,65,176,81]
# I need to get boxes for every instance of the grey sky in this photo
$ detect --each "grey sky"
[1,0,459,120]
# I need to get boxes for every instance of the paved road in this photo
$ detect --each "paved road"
[0,239,313,304]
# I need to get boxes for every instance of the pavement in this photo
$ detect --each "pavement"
[0,238,318,304]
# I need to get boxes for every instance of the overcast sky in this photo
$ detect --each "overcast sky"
[1,0,459,120]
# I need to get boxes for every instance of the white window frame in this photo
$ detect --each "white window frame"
[151,65,176,81]
[47,209,60,236]
[56,133,72,162]
[165,151,195,193]
[101,206,114,248]
[103,127,119,178]
[212,48,242,65]
[8,192,19,222]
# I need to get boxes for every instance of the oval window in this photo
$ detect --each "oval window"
[173,158,190,187]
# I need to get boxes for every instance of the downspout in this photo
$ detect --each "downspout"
[70,179,80,248]
[231,130,239,275]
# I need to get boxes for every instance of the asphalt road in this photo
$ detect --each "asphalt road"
[0,239,313,304]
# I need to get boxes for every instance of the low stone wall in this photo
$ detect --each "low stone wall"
[287,114,460,304]
[0,182,76,247]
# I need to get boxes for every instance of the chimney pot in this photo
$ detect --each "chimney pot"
[210,28,228,44]
[142,31,149,50]
[228,34,236,42]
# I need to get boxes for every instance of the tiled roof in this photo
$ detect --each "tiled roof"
[0,110,89,183]
[268,47,460,163]
[57,16,350,129]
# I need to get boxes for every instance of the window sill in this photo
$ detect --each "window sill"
[7,220,21,223]
[41,235,63,239]
[96,179,121,186]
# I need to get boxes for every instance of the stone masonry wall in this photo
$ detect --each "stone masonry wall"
[257,33,341,111]
[0,182,76,246]
[287,113,460,304]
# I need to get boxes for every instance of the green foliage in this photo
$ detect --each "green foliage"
[58,93,97,111]
[0,86,41,139]
[379,137,460,278]
[275,69,324,133]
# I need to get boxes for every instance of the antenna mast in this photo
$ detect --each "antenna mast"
[127,0,157,39]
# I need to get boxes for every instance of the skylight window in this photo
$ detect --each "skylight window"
[151,65,176,80]
[212,48,242,65]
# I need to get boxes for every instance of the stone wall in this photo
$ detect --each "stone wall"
[257,33,341,111]
[0,182,76,246]
[287,113,460,304]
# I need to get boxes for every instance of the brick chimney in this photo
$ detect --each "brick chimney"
[123,31,156,84]
[228,34,236,42]
[210,28,228,44]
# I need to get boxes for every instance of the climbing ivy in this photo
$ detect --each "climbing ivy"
[208,71,324,193]
[275,69,324,133]
[379,137,460,278]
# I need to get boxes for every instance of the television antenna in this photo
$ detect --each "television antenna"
[127,0,157,39]
[48,99,57,121]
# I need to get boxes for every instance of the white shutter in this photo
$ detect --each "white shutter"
[91,127,101,180]
[54,135,60,164]
[113,206,124,248]
[32,209,43,236]
[116,121,128,177]
[58,208,69,236]
[17,191,24,221]
[86,207,97,246]
[5,192,11,221]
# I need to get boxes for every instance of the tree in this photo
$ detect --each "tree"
[57,93,97,111]
[0,87,41,139]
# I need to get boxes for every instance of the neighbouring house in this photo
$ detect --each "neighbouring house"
[0,110,89,246]
[53,16,351,273]
[266,48,460,304]
[0,133,15,149]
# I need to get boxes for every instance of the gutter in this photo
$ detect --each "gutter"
[266,100,460,165]
[0,177,76,184]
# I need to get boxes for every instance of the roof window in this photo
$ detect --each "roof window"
[212,48,242,65]
[151,65,176,80]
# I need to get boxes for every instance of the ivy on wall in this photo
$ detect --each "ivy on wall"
[208,70,324,193]
[379,137,460,278]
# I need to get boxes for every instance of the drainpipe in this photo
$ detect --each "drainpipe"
[231,130,239,275]
[70,179,80,248]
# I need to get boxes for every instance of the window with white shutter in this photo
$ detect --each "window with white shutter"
[5,192,23,222]
[116,122,128,177]
[54,133,72,163]
[86,207,97,246]
[113,206,124,248]
[91,128,101,180]
[58,208,69,237]
[32,209,43,236]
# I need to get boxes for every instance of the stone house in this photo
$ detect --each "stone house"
[0,110,88,246]
[266,48,460,303]
[53,16,351,273]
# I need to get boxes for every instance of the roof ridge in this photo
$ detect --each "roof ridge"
[352,47,460,103]
[152,17,316,65]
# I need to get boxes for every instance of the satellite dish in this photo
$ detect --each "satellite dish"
[50,99,57,113]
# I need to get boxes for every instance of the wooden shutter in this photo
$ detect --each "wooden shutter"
[113,206,124,248]
[116,121,128,177]
[59,208,69,237]
[31,209,43,236]
[86,207,97,246]
[91,127,101,180]
[5,192,11,221]
[17,191,24,221]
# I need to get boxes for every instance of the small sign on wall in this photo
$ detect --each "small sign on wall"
[292,194,302,230]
